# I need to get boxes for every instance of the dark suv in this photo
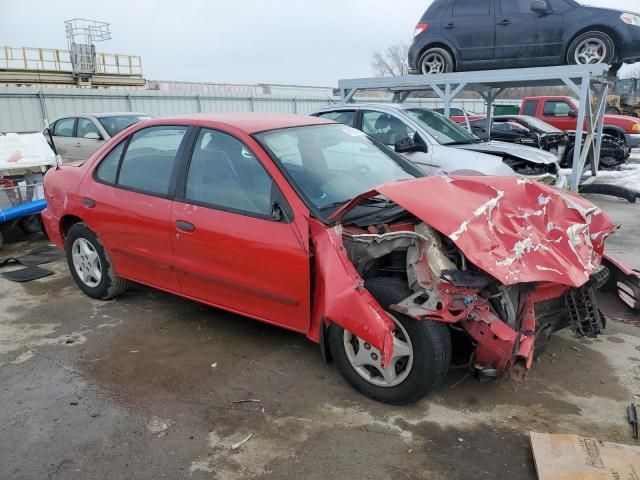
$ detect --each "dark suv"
[409,0,640,76]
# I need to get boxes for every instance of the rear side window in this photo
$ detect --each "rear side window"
[316,111,355,127]
[543,101,574,117]
[522,100,539,116]
[53,118,75,137]
[95,142,126,184]
[185,129,276,217]
[453,0,491,16]
[117,126,188,196]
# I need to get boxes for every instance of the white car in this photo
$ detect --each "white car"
[45,113,151,163]
[311,103,559,184]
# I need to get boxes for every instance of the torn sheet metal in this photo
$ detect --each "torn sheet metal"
[334,176,617,288]
[308,219,395,366]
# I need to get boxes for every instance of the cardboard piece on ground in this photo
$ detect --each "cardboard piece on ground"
[530,432,640,480]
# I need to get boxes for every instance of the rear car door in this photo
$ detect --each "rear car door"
[51,117,77,162]
[75,118,106,160]
[79,125,189,291]
[496,0,564,63]
[360,110,434,174]
[442,0,495,65]
[170,128,311,332]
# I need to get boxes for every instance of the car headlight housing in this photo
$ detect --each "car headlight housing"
[632,123,640,132]
[621,12,640,26]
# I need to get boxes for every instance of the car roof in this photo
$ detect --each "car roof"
[137,113,333,134]
[92,112,148,118]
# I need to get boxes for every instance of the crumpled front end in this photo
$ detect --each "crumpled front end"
[322,176,617,382]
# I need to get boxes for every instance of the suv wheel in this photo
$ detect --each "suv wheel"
[328,277,451,405]
[418,48,454,75]
[567,31,615,66]
[65,222,129,300]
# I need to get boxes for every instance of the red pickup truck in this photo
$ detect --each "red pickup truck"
[519,96,640,148]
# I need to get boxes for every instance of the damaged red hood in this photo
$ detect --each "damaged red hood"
[333,176,617,288]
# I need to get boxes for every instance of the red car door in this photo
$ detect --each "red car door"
[170,127,311,332]
[80,125,189,292]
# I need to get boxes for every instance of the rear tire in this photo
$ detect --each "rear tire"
[18,214,42,234]
[65,222,129,300]
[418,47,454,75]
[328,277,451,405]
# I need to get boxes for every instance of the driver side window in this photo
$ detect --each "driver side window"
[361,111,416,146]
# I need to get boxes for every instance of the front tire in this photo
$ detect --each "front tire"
[567,31,615,66]
[328,277,451,405]
[418,47,454,75]
[65,222,129,300]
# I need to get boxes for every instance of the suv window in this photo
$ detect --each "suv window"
[316,111,355,127]
[53,118,75,137]
[543,101,574,117]
[185,129,276,217]
[522,100,539,116]
[453,0,491,16]
[500,0,535,13]
[117,126,188,196]
[362,111,416,146]
[95,141,126,184]
[77,118,102,139]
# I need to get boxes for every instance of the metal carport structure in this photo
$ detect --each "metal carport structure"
[338,64,610,192]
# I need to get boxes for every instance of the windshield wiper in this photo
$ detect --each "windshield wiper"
[319,196,394,213]
[319,200,350,212]
[445,139,481,146]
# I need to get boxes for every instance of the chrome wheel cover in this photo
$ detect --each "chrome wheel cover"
[71,238,102,288]
[575,38,607,64]
[421,52,447,74]
[343,314,413,388]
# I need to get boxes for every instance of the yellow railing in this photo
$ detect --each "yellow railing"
[1,46,143,76]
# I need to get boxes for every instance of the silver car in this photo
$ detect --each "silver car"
[310,103,559,184]
[46,113,151,163]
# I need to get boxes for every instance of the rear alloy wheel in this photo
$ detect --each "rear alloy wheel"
[329,277,451,405]
[567,32,615,66]
[65,222,129,300]
[419,48,454,75]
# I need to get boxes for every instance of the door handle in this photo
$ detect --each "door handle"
[444,23,455,29]
[175,220,195,232]
[81,197,96,208]
[497,19,512,26]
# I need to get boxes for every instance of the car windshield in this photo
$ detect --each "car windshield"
[404,108,480,145]
[97,115,152,137]
[255,124,420,216]
[517,117,564,134]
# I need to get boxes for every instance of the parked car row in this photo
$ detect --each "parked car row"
[42,112,616,404]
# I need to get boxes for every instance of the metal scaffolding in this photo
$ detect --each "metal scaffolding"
[339,64,610,192]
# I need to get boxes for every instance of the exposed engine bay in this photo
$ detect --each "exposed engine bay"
[324,175,618,384]
[341,220,605,382]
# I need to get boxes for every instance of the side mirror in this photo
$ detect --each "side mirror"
[83,132,102,140]
[395,137,428,154]
[568,110,578,118]
[530,0,549,14]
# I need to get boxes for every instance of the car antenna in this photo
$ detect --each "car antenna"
[36,67,62,169]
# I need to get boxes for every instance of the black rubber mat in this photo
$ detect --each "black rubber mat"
[0,266,54,282]
[0,245,64,267]
[15,245,64,266]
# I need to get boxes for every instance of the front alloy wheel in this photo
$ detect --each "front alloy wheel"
[343,314,413,388]
[71,238,102,288]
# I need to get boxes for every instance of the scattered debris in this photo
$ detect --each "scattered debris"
[231,399,261,404]
[231,433,253,450]
[129,350,139,354]
[570,346,581,352]
[70,401,78,406]
[146,416,172,436]
[210,363,217,368]
[530,432,640,479]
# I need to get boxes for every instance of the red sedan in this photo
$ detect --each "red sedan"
[43,114,616,404]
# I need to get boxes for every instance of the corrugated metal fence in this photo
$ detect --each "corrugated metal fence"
[0,86,520,133]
